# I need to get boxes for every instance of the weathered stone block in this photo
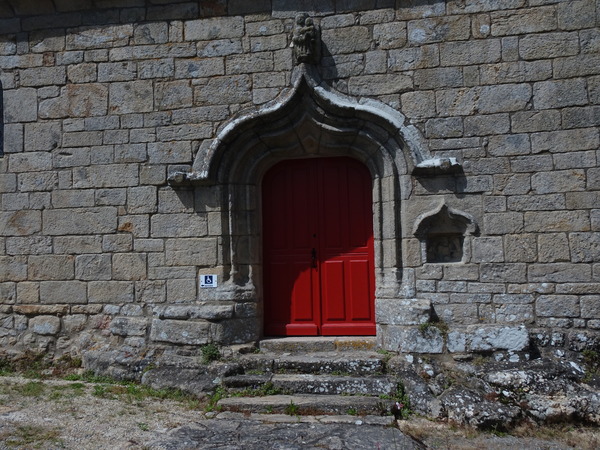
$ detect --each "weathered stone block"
[480,263,527,283]
[39,84,108,118]
[24,122,62,152]
[226,52,273,75]
[535,118,573,149]
[388,45,439,71]
[507,194,564,212]
[373,21,406,49]
[156,303,234,320]
[472,237,504,263]
[16,282,39,304]
[0,211,42,236]
[425,117,463,138]
[581,296,600,319]
[558,0,596,30]
[464,114,510,135]
[443,265,479,281]
[0,283,16,305]
[62,314,87,334]
[510,155,553,173]
[349,74,413,96]
[483,212,523,235]
[408,15,470,45]
[211,318,259,344]
[147,141,192,164]
[569,232,600,263]
[151,214,207,238]
[110,316,147,337]
[3,88,37,123]
[488,134,530,157]
[165,238,217,266]
[54,236,102,255]
[40,281,86,304]
[18,172,58,192]
[554,150,597,170]
[52,190,95,209]
[42,207,117,235]
[112,253,147,281]
[538,233,570,262]
[491,7,557,36]
[109,81,154,114]
[399,91,435,118]
[184,16,244,41]
[0,256,27,282]
[375,298,432,325]
[88,281,134,304]
[434,303,478,325]
[73,165,139,188]
[447,325,529,353]
[495,304,534,324]
[135,280,166,304]
[529,263,591,283]
[28,255,74,281]
[435,87,478,116]
[166,279,196,303]
[533,79,588,109]
[30,316,61,336]
[75,254,111,281]
[155,80,193,110]
[67,63,98,83]
[479,84,531,114]
[524,211,590,233]
[519,32,579,60]
[440,39,501,66]
[511,110,560,133]
[150,318,210,345]
[66,24,133,50]
[536,295,579,317]
[378,325,444,353]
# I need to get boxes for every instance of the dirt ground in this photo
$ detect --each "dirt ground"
[0,375,599,449]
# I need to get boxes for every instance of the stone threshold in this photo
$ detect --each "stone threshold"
[259,336,377,353]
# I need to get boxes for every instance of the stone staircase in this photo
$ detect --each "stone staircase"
[216,337,399,416]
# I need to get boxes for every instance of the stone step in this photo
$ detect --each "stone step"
[259,336,377,354]
[269,374,397,396]
[217,394,392,416]
[238,351,386,376]
[223,373,396,396]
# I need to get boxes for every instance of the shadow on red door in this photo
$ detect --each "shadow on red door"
[262,157,375,336]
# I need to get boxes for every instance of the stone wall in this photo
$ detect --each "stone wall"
[0,0,599,362]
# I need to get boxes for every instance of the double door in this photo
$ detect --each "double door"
[262,157,375,336]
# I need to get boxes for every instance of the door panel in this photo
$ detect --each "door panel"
[263,157,375,336]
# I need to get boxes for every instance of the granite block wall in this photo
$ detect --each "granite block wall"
[0,0,598,360]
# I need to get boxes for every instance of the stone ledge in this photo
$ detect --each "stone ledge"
[13,305,69,316]
[448,325,530,353]
[376,298,432,326]
[378,324,530,354]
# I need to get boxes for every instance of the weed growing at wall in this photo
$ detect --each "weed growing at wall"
[201,344,221,364]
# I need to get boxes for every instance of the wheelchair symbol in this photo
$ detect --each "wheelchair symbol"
[200,275,217,288]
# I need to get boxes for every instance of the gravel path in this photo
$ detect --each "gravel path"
[0,376,598,449]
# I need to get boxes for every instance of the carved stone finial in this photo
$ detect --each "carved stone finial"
[292,13,319,65]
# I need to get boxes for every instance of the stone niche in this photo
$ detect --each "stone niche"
[413,204,478,264]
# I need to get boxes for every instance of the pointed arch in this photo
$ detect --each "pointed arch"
[172,65,439,338]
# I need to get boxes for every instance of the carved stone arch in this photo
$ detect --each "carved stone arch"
[413,203,479,264]
[171,64,434,338]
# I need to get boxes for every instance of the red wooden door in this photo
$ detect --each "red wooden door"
[262,157,375,336]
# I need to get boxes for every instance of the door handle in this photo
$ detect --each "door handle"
[311,248,317,268]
